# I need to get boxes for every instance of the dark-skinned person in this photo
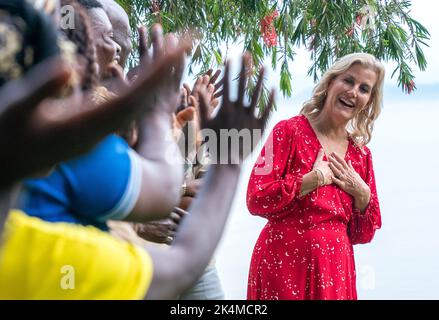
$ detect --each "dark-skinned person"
[96,13,226,298]
[1,44,276,300]
[0,1,189,234]
[18,22,185,230]
[132,70,226,300]
[0,3,190,299]
[90,6,227,299]
[70,2,187,267]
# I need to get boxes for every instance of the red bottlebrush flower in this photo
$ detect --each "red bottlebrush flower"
[345,25,354,36]
[152,0,160,13]
[260,10,279,48]
[403,80,416,94]
[262,30,277,47]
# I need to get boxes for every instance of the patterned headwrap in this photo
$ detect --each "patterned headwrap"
[0,0,60,87]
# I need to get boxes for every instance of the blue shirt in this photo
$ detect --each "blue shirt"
[19,135,142,230]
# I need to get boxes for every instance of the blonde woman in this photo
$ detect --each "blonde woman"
[247,53,384,300]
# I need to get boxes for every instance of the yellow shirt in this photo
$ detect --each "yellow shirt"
[0,210,153,299]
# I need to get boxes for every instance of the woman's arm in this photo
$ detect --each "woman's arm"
[246,119,304,219]
[299,148,334,197]
[329,150,381,244]
[348,149,381,244]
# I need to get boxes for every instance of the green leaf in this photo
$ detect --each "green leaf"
[213,48,223,65]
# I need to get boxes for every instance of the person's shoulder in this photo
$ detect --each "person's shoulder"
[282,114,305,126]
[60,134,133,186]
[362,145,375,161]
[356,143,373,156]
[98,134,130,152]
[274,115,305,130]
[82,134,129,152]
[68,135,130,164]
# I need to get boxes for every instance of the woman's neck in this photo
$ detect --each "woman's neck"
[311,111,349,141]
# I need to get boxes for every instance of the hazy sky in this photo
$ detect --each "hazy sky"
[224,0,438,99]
[409,0,438,85]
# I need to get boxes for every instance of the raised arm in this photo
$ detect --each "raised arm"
[0,27,189,191]
[246,117,305,219]
[145,54,275,299]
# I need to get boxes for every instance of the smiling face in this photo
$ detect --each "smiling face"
[98,0,132,68]
[323,63,377,124]
[87,7,121,79]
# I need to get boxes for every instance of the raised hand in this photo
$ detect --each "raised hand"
[120,24,187,117]
[198,53,274,164]
[184,69,222,115]
[179,73,220,155]
[0,24,190,188]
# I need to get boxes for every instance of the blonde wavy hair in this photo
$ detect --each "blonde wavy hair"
[300,53,385,147]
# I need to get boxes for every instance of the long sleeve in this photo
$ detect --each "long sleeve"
[246,119,303,219]
[348,147,382,244]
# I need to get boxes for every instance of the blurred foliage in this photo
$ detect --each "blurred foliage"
[116,0,430,109]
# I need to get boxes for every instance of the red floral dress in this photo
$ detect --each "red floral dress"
[246,115,381,300]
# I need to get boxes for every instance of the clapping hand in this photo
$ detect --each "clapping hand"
[0,24,190,188]
[183,68,223,115]
[120,24,187,117]
[198,53,274,164]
